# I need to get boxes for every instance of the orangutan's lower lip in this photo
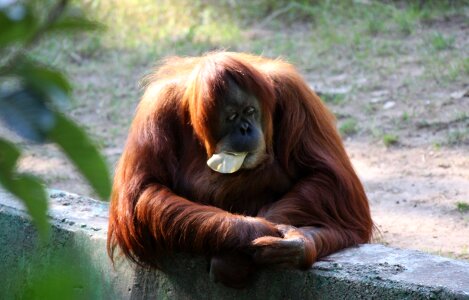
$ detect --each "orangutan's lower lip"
[225,152,247,156]
[207,152,248,173]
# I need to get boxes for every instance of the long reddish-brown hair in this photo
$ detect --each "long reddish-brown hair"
[107,52,372,270]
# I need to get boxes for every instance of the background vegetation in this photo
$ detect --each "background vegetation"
[35,0,468,153]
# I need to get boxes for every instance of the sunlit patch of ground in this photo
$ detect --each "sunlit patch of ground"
[349,141,469,260]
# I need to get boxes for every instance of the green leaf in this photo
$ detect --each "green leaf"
[48,113,111,200]
[47,16,104,33]
[0,138,20,173]
[5,174,50,240]
[0,4,37,47]
[14,61,73,108]
[0,87,56,142]
[0,139,49,239]
[20,63,72,94]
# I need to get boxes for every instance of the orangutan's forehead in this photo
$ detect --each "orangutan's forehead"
[220,77,253,105]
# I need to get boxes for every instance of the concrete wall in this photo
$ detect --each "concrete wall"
[0,189,468,299]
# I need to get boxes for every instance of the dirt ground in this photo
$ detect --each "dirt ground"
[1,7,468,260]
[349,142,469,259]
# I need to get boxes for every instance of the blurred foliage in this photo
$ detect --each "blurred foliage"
[383,133,399,147]
[21,250,102,299]
[456,202,469,213]
[1,239,106,299]
[339,118,359,137]
[62,0,469,65]
[0,0,110,240]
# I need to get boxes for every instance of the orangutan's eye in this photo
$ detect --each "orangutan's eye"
[245,106,256,115]
[227,113,238,121]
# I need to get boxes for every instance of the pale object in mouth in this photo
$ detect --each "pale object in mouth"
[207,152,248,173]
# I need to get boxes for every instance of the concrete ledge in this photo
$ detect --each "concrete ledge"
[1,190,468,299]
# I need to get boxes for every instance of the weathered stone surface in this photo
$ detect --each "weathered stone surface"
[1,189,468,299]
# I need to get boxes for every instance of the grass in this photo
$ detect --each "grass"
[19,1,466,156]
[55,0,464,67]
[20,0,466,153]
[339,118,358,137]
[383,134,399,147]
[401,112,410,122]
[321,93,346,105]
[393,9,418,35]
[366,15,386,35]
[433,142,442,150]
[463,57,469,76]
[364,103,377,114]
[429,32,455,51]
[457,202,469,213]
[447,129,468,145]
